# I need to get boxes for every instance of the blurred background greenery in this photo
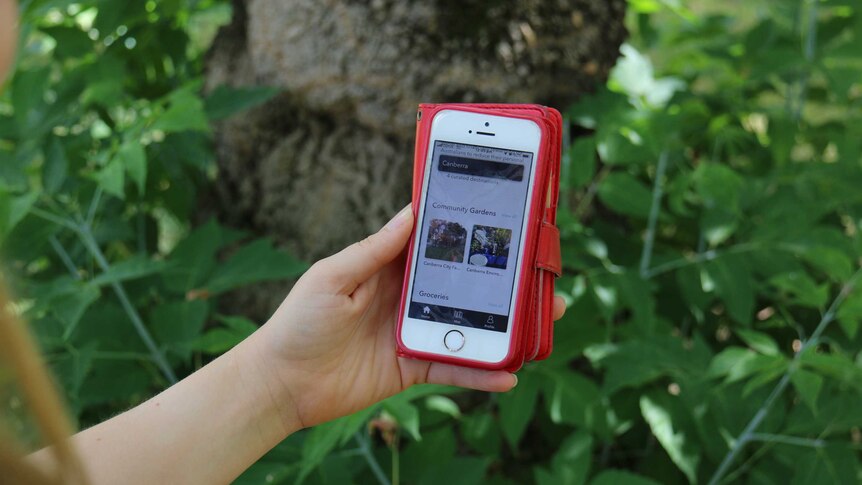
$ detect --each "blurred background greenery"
[2,0,862,484]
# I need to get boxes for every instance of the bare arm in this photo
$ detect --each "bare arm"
[30,334,299,484]
[30,206,565,484]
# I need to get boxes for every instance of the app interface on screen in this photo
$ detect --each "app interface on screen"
[408,140,534,333]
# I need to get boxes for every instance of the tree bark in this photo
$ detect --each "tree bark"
[204,0,627,318]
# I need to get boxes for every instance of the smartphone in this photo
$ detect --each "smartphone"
[397,109,543,367]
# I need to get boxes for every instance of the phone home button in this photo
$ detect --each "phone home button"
[443,330,465,352]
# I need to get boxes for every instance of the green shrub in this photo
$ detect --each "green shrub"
[0,0,303,441]
[2,1,861,484]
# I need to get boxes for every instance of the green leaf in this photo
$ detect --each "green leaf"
[192,316,257,354]
[769,272,829,309]
[640,393,701,483]
[204,85,281,121]
[418,457,490,485]
[628,0,662,14]
[393,384,462,402]
[742,360,787,397]
[676,264,711,318]
[299,421,350,482]
[614,270,656,331]
[11,68,50,130]
[461,412,502,456]
[162,220,227,294]
[0,150,26,190]
[568,136,597,189]
[0,191,39,238]
[736,329,780,356]
[79,361,151,408]
[425,395,461,418]
[95,159,125,200]
[234,462,295,485]
[597,172,653,218]
[589,470,663,485]
[298,405,380,482]
[781,228,854,282]
[204,239,308,295]
[89,256,170,287]
[114,141,147,195]
[153,88,210,133]
[498,374,539,448]
[80,55,126,108]
[708,347,787,384]
[568,88,629,129]
[837,288,862,338]
[705,255,754,324]
[693,162,744,211]
[586,336,707,394]
[150,300,210,361]
[535,431,594,485]
[50,344,96,404]
[54,283,100,338]
[93,2,145,34]
[42,25,92,59]
[544,370,601,429]
[43,138,68,194]
[704,347,748,378]
[790,368,823,413]
[799,247,854,283]
[800,351,862,390]
[790,444,859,485]
[597,130,647,165]
[535,468,560,485]
[192,328,245,354]
[701,207,738,247]
[400,427,457,484]
[217,314,258,334]
[382,399,421,441]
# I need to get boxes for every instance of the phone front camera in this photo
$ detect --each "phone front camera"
[484,122,490,127]
[469,130,472,133]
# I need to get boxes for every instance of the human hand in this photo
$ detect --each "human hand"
[244,204,566,430]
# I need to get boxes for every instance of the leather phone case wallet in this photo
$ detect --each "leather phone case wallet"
[395,103,562,372]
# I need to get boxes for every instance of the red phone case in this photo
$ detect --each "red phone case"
[396,103,562,372]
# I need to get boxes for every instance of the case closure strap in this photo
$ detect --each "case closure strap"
[536,222,561,277]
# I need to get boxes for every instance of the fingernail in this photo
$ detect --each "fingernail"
[385,203,412,230]
[511,374,518,389]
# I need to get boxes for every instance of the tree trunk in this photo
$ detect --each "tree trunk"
[203,0,627,319]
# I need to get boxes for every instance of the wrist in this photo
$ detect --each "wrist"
[233,331,305,439]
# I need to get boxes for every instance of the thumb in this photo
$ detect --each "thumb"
[318,204,414,295]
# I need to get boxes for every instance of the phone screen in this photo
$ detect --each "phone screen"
[407,140,535,333]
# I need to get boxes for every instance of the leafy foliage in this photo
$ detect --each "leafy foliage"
[3,0,862,484]
[0,0,305,430]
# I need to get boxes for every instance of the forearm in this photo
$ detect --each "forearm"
[32,334,301,485]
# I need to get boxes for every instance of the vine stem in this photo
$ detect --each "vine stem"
[748,433,825,449]
[49,235,80,280]
[707,267,862,485]
[354,432,391,485]
[33,205,178,385]
[640,150,669,278]
[642,242,762,280]
[75,223,178,385]
[86,186,103,227]
[574,166,611,220]
[392,432,400,485]
[31,207,78,230]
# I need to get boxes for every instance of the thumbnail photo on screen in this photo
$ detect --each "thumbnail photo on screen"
[425,219,467,262]
[468,225,512,270]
